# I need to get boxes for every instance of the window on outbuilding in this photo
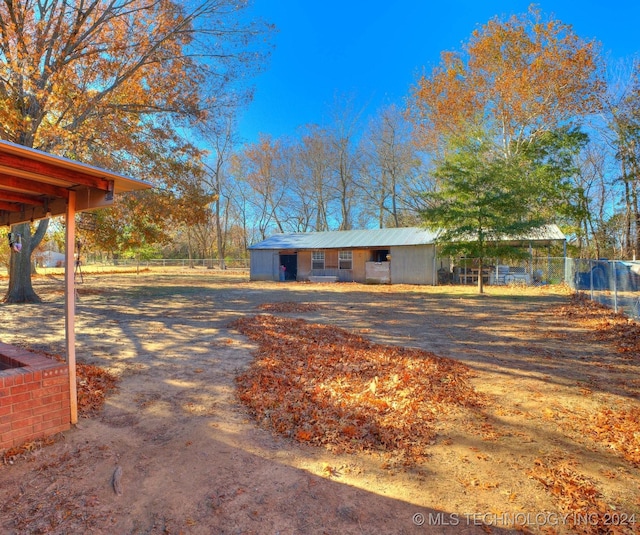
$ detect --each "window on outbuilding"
[312,251,325,270]
[339,250,353,270]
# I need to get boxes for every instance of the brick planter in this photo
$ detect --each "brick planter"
[0,342,71,451]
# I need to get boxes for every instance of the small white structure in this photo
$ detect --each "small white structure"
[36,250,66,267]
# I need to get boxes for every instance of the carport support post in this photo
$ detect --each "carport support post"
[65,190,78,425]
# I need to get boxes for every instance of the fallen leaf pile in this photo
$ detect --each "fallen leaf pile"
[554,293,640,466]
[75,361,118,417]
[557,293,640,357]
[256,302,325,313]
[529,459,633,535]
[231,314,483,465]
[587,406,640,467]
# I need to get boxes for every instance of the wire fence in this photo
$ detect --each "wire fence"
[452,256,640,319]
[37,253,640,318]
[34,257,251,275]
[567,258,640,319]
[145,258,250,269]
[83,257,251,270]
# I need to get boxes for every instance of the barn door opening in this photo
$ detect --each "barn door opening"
[279,254,297,281]
[373,249,390,262]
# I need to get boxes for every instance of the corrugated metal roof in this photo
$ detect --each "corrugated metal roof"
[249,224,566,250]
[249,227,440,250]
[512,224,566,241]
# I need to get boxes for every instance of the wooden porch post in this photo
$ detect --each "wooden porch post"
[65,190,78,424]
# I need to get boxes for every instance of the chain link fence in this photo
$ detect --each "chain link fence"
[451,257,568,287]
[451,256,640,318]
[567,258,640,319]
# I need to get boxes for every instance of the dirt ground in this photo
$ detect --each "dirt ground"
[0,269,639,535]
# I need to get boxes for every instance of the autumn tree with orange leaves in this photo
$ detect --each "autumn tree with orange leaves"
[407,6,604,157]
[407,6,603,279]
[0,0,270,302]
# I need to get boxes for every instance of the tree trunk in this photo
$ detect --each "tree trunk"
[187,227,194,269]
[632,172,640,259]
[586,218,600,259]
[4,219,49,303]
[477,258,485,294]
[621,160,634,258]
[215,196,227,270]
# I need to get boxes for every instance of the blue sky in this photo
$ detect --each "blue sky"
[237,1,640,145]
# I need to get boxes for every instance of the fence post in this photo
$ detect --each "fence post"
[612,260,618,313]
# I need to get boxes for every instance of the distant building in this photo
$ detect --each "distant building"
[35,250,66,268]
[248,225,566,285]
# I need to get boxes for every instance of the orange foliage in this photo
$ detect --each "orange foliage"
[231,314,483,465]
[408,6,603,153]
[75,362,119,417]
[554,294,640,467]
[530,460,634,534]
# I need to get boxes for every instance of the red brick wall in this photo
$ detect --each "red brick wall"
[0,342,71,451]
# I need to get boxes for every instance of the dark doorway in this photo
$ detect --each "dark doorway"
[279,254,297,281]
[373,250,390,262]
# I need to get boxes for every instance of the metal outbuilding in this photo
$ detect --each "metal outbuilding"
[248,225,566,285]
[250,227,442,285]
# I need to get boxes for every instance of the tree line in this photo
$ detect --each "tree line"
[113,6,640,267]
[2,3,640,301]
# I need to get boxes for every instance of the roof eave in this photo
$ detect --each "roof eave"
[0,141,152,226]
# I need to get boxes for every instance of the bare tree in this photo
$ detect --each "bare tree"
[201,114,237,269]
[233,135,289,240]
[594,58,640,258]
[296,125,336,231]
[326,95,366,230]
[361,104,419,227]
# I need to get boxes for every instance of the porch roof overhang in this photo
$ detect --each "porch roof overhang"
[0,140,151,226]
[0,140,151,428]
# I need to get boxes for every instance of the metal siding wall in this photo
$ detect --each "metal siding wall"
[250,250,279,281]
[250,245,436,284]
[389,245,435,285]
